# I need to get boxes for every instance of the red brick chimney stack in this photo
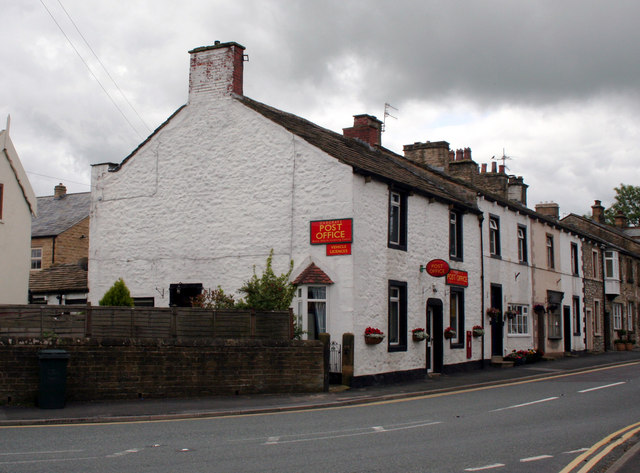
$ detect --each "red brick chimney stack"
[591,200,605,223]
[342,114,383,147]
[188,41,246,103]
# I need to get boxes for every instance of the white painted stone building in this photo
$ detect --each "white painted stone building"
[89,41,486,384]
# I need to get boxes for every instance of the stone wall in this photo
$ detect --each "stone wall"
[0,338,324,405]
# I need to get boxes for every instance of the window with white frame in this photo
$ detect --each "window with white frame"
[31,248,42,270]
[517,225,528,263]
[613,303,622,330]
[605,251,618,279]
[293,286,328,340]
[489,216,501,257]
[594,300,602,334]
[507,304,528,335]
[546,235,555,269]
[628,302,635,332]
[388,190,407,250]
[449,288,465,346]
[449,210,463,260]
[388,281,407,351]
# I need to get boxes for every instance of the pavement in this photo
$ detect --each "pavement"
[2,350,639,471]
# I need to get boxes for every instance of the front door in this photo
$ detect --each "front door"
[564,305,572,352]
[490,284,503,357]
[426,299,443,373]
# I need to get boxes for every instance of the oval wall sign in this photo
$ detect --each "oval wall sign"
[426,259,450,277]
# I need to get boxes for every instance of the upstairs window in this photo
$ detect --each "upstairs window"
[546,235,555,269]
[517,225,528,263]
[449,210,463,260]
[626,258,634,283]
[604,251,618,279]
[388,190,407,250]
[489,216,501,257]
[571,243,579,276]
[31,248,42,270]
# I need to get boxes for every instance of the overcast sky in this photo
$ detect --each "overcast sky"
[2,1,639,216]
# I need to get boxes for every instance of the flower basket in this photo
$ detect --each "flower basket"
[364,327,384,345]
[486,307,500,319]
[472,325,484,337]
[504,310,516,320]
[444,326,456,340]
[533,304,546,314]
[412,328,429,342]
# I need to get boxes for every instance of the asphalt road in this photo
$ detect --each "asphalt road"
[1,362,638,473]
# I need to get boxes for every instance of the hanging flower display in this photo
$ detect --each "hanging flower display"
[444,326,457,339]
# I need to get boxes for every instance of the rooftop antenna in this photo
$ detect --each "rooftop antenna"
[382,103,398,132]
[492,148,513,171]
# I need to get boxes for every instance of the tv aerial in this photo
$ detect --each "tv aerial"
[492,148,514,171]
[382,103,398,132]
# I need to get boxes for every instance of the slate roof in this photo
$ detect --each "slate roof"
[293,263,334,285]
[237,96,479,212]
[29,263,88,294]
[32,192,91,237]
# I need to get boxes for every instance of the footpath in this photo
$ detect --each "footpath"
[1,350,639,471]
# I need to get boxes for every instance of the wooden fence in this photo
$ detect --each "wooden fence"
[0,305,292,340]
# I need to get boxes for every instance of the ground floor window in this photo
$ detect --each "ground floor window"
[548,309,562,339]
[627,302,635,332]
[507,304,529,335]
[613,303,623,330]
[388,280,407,351]
[293,285,327,340]
[573,297,581,335]
[449,288,465,347]
[594,300,602,334]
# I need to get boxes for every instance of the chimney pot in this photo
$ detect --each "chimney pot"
[491,161,497,173]
[463,147,471,161]
[481,163,487,173]
[499,164,505,174]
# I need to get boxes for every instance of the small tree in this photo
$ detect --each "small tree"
[191,286,235,309]
[99,278,134,307]
[605,183,640,226]
[237,249,296,310]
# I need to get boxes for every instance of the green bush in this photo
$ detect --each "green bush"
[191,286,235,309]
[236,249,296,311]
[99,278,134,307]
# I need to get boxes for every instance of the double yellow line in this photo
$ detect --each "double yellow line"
[559,421,640,473]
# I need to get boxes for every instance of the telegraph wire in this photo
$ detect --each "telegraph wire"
[39,0,146,140]
[55,0,152,134]
[26,170,91,189]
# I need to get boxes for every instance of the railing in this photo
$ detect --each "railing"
[0,305,292,340]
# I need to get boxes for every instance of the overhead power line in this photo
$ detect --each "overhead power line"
[39,0,147,140]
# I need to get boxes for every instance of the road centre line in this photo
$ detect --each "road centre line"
[491,397,558,412]
[263,421,442,445]
[0,449,84,456]
[520,454,553,462]
[578,381,626,393]
[464,463,505,471]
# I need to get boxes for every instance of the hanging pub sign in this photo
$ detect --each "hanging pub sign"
[310,218,353,245]
[446,269,469,287]
[327,243,351,256]
[423,259,450,277]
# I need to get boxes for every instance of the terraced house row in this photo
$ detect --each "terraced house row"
[7,42,636,387]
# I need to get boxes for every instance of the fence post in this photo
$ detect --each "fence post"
[341,332,354,387]
[319,333,330,392]
[170,306,177,338]
[85,302,92,337]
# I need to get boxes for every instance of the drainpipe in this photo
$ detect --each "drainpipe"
[51,235,56,265]
[478,212,485,368]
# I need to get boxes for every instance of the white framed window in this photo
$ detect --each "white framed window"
[388,190,407,250]
[546,235,555,269]
[293,286,328,340]
[517,225,528,263]
[605,251,618,279]
[613,303,623,330]
[449,210,463,260]
[449,288,465,346]
[594,300,602,334]
[507,304,529,335]
[489,216,500,256]
[628,302,635,332]
[388,280,407,351]
[31,248,42,270]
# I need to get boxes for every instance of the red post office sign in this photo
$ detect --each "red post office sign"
[446,269,469,287]
[425,259,450,277]
[310,219,353,245]
[327,243,351,256]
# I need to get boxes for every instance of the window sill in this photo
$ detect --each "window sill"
[548,336,562,340]
[449,342,464,349]
[388,344,407,353]
[490,254,502,260]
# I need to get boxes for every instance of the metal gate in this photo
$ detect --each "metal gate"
[329,341,342,373]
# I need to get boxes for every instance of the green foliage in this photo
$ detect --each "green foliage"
[191,286,235,309]
[237,249,296,311]
[604,183,640,226]
[99,278,134,307]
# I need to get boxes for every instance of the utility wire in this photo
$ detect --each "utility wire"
[26,170,91,189]
[55,0,152,134]
[39,0,146,140]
